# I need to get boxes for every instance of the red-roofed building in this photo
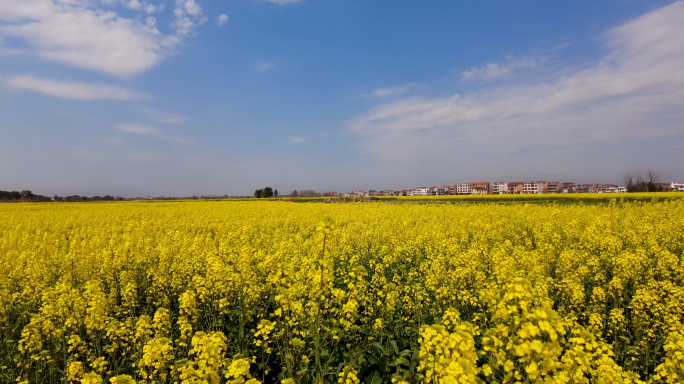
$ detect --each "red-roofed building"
[562,182,576,193]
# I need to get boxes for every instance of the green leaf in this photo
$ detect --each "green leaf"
[393,357,409,366]
[370,342,385,355]
[390,340,399,355]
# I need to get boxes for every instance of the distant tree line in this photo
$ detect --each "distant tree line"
[0,190,52,202]
[289,189,318,197]
[0,190,128,203]
[254,187,278,198]
[624,171,669,192]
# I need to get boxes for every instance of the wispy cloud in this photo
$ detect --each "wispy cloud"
[371,83,420,98]
[289,136,307,144]
[117,123,197,145]
[349,2,684,165]
[0,0,206,76]
[268,0,303,4]
[461,56,540,82]
[255,62,275,72]
[216,14,228,26]
[138,107,186,124]
[7,76,149,100]
[117,123,161,135]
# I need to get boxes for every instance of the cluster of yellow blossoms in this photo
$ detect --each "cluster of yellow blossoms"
[0,197,682,383]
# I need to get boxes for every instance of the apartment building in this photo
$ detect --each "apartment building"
[469,182,490,194]
[471,186,488,195]
[562,182,576,193]
[413,187,429,196]
[522,181,547,194]
[430,186,451,195]
[546,182,562,194]
[508,182,524,194]
[576,183,602,193]
[601,184,619,193]
[455,183,471,195]
[490,182,508,194]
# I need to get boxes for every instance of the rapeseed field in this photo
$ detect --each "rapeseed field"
[1,199,683,384]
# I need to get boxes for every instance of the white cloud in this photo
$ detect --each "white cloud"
[138,107,186,123]
[0,0,204,76]
[184,0,200,16]
[289,136,307,144]
[126,0,142,10]
[172,0,207,36]
[373,83,420,98]
[216,14,228,26]
[7,75,148,100]
[117,123,161,135]
[144,4,156,14]
[349,2,684,163]
[255,62,275,72]
[461,56,539,82]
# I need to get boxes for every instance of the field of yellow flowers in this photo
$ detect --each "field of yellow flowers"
[1,198,683,384]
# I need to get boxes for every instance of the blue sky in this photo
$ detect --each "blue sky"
[1,0,683,196]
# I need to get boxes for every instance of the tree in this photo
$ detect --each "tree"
[262,187,274,198]
[21,190,35,200]
[254,189,263,198]
[290,190,299,197]
[274,189,278,197]
[647,170,661,192]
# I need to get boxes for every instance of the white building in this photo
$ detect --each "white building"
[491,182,508,194]
[601,184,619,193]
[455,183,471,195]
[413,187,429,196]
[523,181,546,194]
[430,186,450,195]
[672,182,684,192]
[618,186,627,193]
